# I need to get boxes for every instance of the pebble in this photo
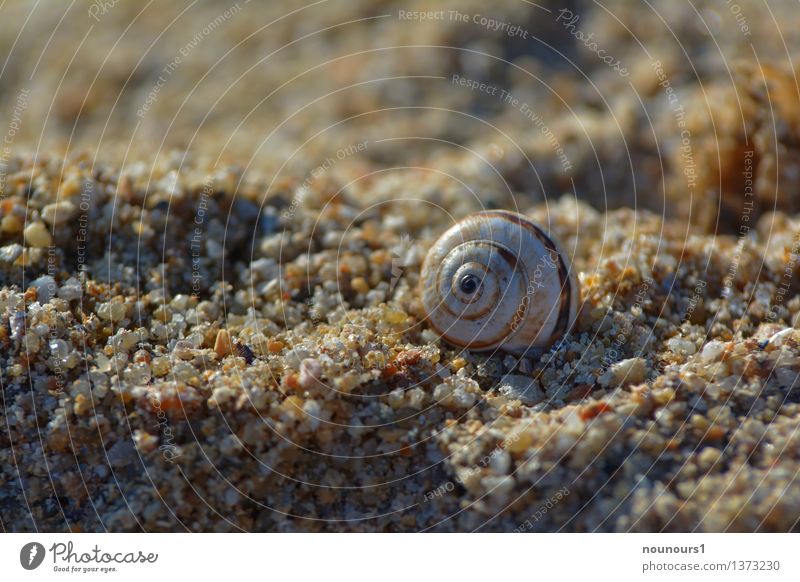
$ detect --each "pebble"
[24,221,53,248]
[700,340,727,361]
[299,358,323,390]
[351,277,369,294]
[151,356,170,377]
[214,329,234,358]
[667,338,697,356]
[496,374,545,406]
[48,338,70,361]
[41,201,77,226]
[173,340,195,360]
[97,300,127,322]
[57,277,82,301]
[1,213,23,233]
[599,357,647,387]
[30,275,57,303]
[0,243,23,263]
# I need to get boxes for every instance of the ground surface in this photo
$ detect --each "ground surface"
[2,0,800,531]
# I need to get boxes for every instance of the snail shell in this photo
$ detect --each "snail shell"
[420,210,579,356]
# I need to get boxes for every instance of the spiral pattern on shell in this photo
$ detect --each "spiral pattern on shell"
[420,210,579,356]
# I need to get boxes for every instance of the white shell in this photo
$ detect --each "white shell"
[420,210,579,356]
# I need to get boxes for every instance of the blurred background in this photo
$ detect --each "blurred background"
[1,0,799,232]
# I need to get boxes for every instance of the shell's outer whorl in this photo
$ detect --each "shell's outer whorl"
[481,210,579,352]
[420,210,579,355]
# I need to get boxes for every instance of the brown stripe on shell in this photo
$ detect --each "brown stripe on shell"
[477,210,575,343]
[551,254,573,341]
